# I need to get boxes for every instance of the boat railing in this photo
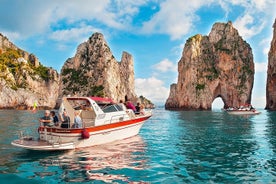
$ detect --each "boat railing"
[41,128,64,145]
[17,131,32,140]
[105,114,129,124]
[48,136,63,145]
[16,127,37,140]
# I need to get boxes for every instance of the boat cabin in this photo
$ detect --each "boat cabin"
[59,97,131,128]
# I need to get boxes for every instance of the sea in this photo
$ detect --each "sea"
[0,108,275,184]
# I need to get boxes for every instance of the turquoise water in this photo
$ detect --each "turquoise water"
[0,108,275,183]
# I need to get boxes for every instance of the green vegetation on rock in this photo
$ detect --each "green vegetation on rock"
[89,85,104,97]
[0,48,54,90]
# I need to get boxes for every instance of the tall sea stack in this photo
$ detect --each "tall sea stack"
[266,18,276,110]
[165,21,254,110]
[60,32,137,102]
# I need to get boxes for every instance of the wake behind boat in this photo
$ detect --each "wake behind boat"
[11,97,152,151]
[223,104,261,115]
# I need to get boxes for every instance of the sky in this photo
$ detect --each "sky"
[0,0,276,108]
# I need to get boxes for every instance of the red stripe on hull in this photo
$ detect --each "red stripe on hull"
[39,116,151,134]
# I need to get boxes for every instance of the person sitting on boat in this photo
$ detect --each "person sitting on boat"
[50,111,59,126]
[72,110,83,128]
[139,104,146,115]
[60,110,70,128]
[118,100,127,111]
[39,110,54,127]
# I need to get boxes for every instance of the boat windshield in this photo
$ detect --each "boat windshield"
[102,104,123,113]
[66,99,92,110]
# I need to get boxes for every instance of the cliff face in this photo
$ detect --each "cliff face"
[60,32,137,102]
[0,33,59,109]
[266,19,276,110]
[0,32,148,109]
[165,21,254,110]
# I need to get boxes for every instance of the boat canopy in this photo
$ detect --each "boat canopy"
[90,97,114,104]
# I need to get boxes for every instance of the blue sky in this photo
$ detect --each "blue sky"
[0,0,275,108]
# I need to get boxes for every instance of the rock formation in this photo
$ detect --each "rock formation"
[0,33,59,109]
[165,21,254,110]
[0,32,154,109]
[60,32,137,103]
[266,18,276,110]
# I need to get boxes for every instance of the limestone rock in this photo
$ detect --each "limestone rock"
[0,33,59,109]
[266,19,276,110]
[165,21,254,110]
[60,32,137,102]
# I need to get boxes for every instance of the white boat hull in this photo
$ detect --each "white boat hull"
[11,119,147,151]
[11,139,75,151]
[77,122,144,147]
[226,110,261,115]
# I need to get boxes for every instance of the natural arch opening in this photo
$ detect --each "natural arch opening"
[212,97,224,111]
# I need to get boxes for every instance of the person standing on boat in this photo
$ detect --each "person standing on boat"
[39,110,54,127]
[72,110,83,128]
[60,110,70,128]
[126,101,136,112]
[135,102,141,114]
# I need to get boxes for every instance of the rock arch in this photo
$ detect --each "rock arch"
[165,21,254,110]
[212,83,228,108]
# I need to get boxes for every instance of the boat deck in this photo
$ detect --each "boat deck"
[11,138,75,151]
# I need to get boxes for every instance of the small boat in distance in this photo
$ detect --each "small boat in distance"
[11,96,152,151]
[223,104,261,115]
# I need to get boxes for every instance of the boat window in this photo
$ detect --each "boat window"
[115,104,123,111]
[102,104,123,113]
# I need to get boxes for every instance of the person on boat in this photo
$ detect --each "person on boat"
[135,102,141,114]
[39,110,54,127]
[60,110,70,128]
[72,110,83,128]
[118,100,127,111]
[50,111,59,126]
[139,104,146,115]
[126,101,136,112]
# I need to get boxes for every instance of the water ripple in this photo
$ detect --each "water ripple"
[0,109,276,183]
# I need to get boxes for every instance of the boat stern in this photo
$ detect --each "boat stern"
[11,138,75,151]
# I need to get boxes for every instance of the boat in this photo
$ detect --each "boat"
[223,104,261,115]
[11,96,152,151]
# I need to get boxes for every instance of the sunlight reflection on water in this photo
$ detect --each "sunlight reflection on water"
[36,136,148,183]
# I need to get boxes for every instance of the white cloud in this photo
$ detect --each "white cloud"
[141,0,209,40]
[1,31,21,41]
[153,58,177,72]
[0,0,147,39]
[230,0,276,39]
[135,77,170,104]
[259,37,272,56]
[233,14,266,39]
[49,25,99,43]
[255,62,267,73]
[139,0,276,40]
[0,3,46,37]
[2,0,275,42]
